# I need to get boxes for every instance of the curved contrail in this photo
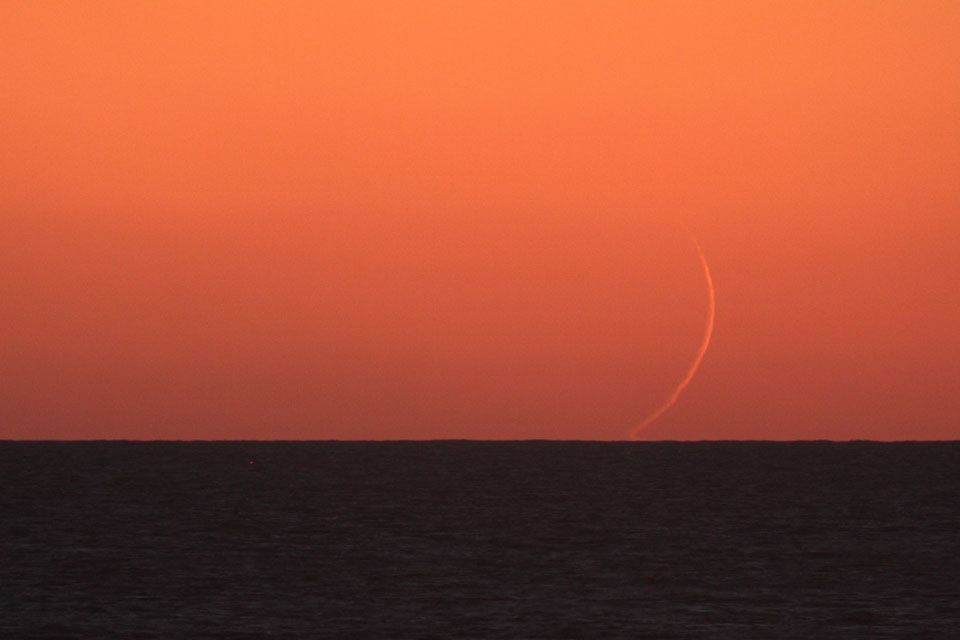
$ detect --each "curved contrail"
[630,239,715,439]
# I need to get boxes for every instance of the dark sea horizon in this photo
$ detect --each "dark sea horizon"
[4,440,958,638]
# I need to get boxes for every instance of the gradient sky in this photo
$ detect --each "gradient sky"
[2,1,958,440]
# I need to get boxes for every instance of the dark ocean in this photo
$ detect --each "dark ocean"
[2,441,958,638]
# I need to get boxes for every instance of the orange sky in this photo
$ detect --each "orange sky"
[2,1,959,440]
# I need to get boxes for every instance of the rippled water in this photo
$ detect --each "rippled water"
[3,441,959,638]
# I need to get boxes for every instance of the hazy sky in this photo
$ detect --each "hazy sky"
[2,1,958,440]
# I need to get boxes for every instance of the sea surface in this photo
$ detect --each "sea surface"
[2,441,959,638]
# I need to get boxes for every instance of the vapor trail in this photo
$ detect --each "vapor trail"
[630,239,715,439]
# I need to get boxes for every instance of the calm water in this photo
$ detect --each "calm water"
[3,441,959,638]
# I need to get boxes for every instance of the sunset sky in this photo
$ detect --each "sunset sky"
[2,1,958,440]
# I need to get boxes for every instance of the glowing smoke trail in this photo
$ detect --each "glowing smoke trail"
[630,239,715,439]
